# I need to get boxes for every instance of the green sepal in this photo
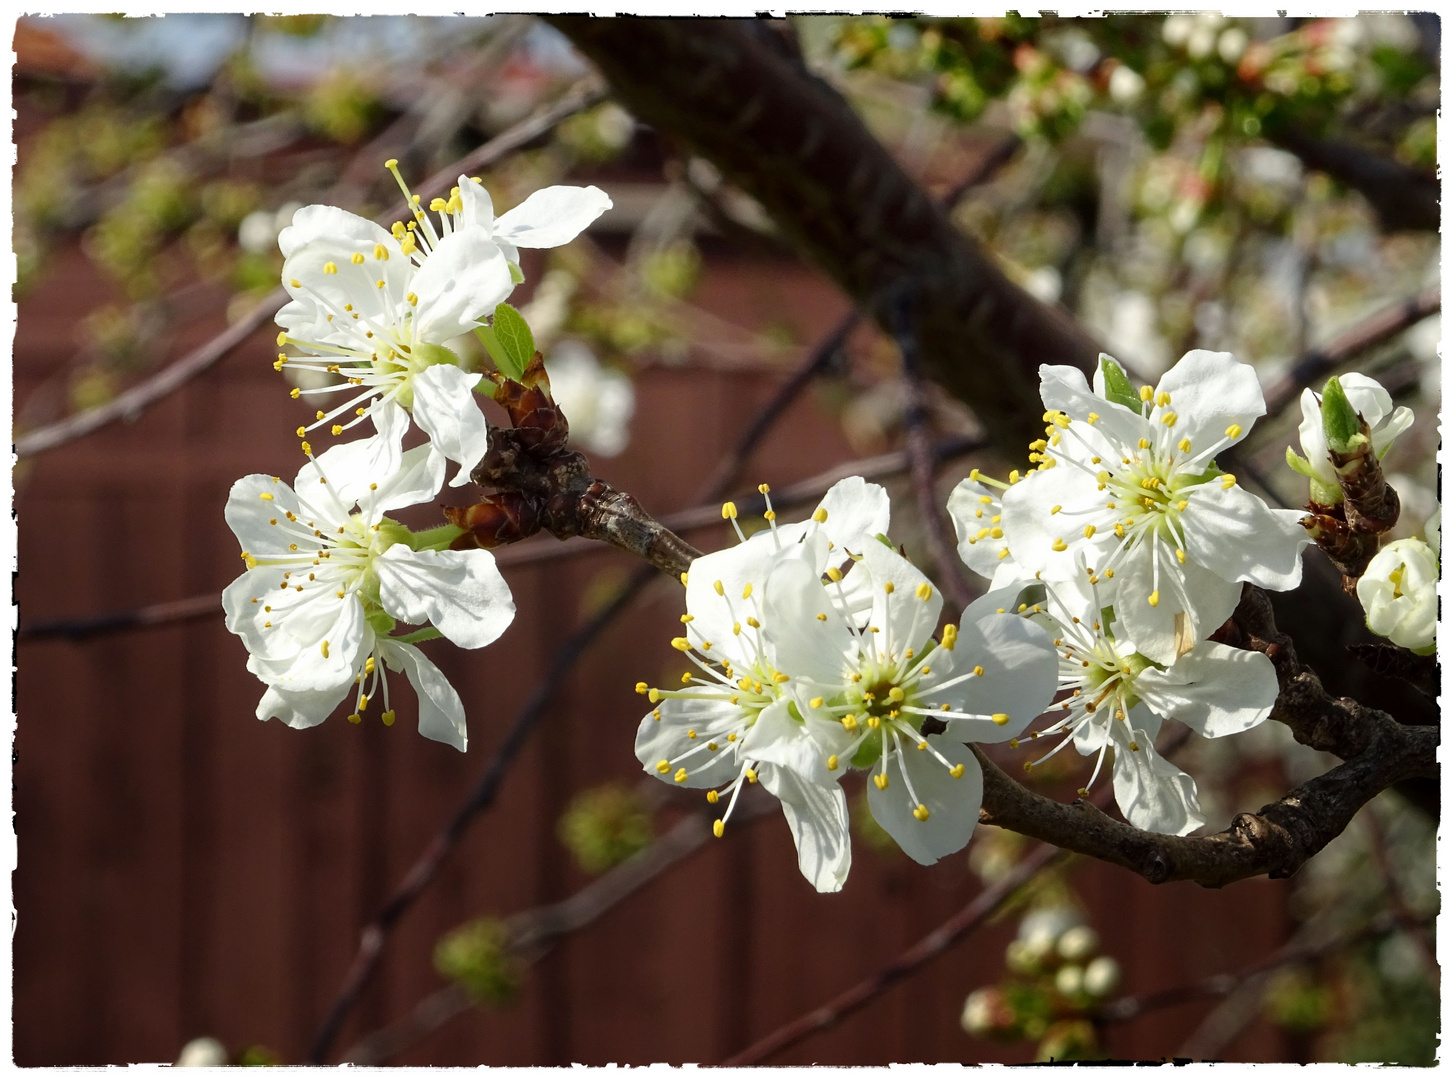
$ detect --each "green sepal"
[850,728,883,770]
[1320,376,1363,455]
[1098,355,1141,412]
[1284,446,1318,479]
[1309,477,1343,505]
[507,261,525,285]
[394,626,443,646]
[489,302,535,383]
[364,607,397,636]
[411,523,467,551]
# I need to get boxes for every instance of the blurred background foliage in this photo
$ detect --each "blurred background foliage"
[14,13,1439,1065]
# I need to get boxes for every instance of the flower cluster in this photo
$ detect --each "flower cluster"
[946,349,1306,838]
[635,479,1057,890]
[223,163,611,747]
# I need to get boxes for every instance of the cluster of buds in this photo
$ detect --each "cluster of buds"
[961,906,1121,1060]
[1289,373,1435,653]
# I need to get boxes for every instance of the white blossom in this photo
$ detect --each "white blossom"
[1357,530,1438,653]
[1019,572,1278,836]
[946,469,1027,588]
[274,165,610,484]
[999,351,1309,665]
[1288,372,1413,499]
[221,413,514,749]
[633,478,892,892]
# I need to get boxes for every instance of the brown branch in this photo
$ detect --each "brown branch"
[721,840,1067,1066]
[14,79,607,460]
[1262,286,1441,418]
[1267,128,1439,234]
[16,433,990,644]
[975,586,1437,888]
[895,300,977,612]
[341,789,778,1066]
[547,17,1102,459]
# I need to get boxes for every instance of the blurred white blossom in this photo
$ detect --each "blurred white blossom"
[547,340,636,457]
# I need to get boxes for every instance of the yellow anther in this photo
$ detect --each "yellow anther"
[1105,568,1115,579]
[1114,523,1126,538]
[827,755,839,770]
[757,483,771,494]
[1009,470,1021,483]
[349,252,365,265]
[772,672,790,683]
[1178,438,1192,453]
[992,713,1010,726]
[809,697,824,709]
[867,715,881,730]
[1225,424,1242,439]
[635,681,648,695]
[655,760,671,774]
[1137,437,1150,450]
[721,502,738,520]
[429,197,448,212]
[1083,525,1097,539]
[990,527,1004,539]
[813,508,828,523]
[331,425,343,436]
[1139,385,1154,402]
[707,790,719,804]
[913,804,930,822]
[883,581,895,595]
[1176,548,1187,564]
[346,713,362,724]
[1052,538,1068,552]
[1050,504,1062,515]
[259,492,276,502]
[713,819,725,838]
[976,528,992,541]
[826,567,843,583]
[732,621,742,635]
[873,773,890,791]
[712,579,726,596]
[1009,739,1019,750]
[816,613,827,622]
[357,694,369,712]
[741,583,753,600]
[745,769,758,784]
[1161,412,1179,427]
[1156,391,1172,408]
[941,624,958,651]
[978,495,993,504]
[673,768,688,783]
[915,582,932,601]
[1148,590,1160,607]
[1177,500,1188,511]
[321,640,330,659]
[1222,474,1237,489]
[949,764,968,780]
[680,572,689,586]
[746,617,760,629]
[296,426,307,437]
[842,715,858,731]
[727,733,737,742]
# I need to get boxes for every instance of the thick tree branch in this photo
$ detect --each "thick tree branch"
[1268,128,1440,233]
[547,17,1102,458]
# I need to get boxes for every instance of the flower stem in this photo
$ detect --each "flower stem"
[393,627,443,645]
[411,523,466,551]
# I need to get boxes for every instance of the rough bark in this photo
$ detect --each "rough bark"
[546,16,1102,458]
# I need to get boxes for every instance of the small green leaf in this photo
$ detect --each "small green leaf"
[1098,355,1141,411]
[1284,446,1317,479]
[475,304,535,383]
[1320,376,1363,455]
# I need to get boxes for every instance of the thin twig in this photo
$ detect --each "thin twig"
[1262,286,1440,419]
[721,841,1067,1065]
[303,295,850,1065]
[894,294,977,612]
[14,79,607,460]
[18,433,990,643]
[342,789,778,1066]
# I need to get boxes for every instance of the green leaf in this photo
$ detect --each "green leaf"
[1098,355,1141,411]
[491,301,535,381]
[1320,376,1362,455]
[1284,445,1317,479]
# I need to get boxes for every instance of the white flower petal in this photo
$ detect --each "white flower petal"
[1109,720,1203,836]
[410,227,514,342]
[1135,642,1278,738]
[379,639,468,751]
[278,204,393,259]
[866,737,983,865]
[634,699,743,790]
[939,612,1058,743]
[813,476,891,555]
[410,364,490,486]
[682,539,784,669]
[1043,363,1144,452]
[373,545,515,649]
[741,698,836,788]
[761,559,854,687]
[999,466,1117,579]
[1114,551,1241,666]
[225,474,305,552]
[369,440,447,518]
[256,681,349,730]
[494,185,612,249]
[758,764,852,893]
[946,477,1010,580]
[454,175,495,232]
[1182,482,1309,591]
[1153,349,1265,454]
[249,597,370,693]
[1357,537,1439,650]
[861,540,943,665]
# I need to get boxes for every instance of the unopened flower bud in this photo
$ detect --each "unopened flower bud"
[1083,955,1121,997]
[1057,924,1099,962]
